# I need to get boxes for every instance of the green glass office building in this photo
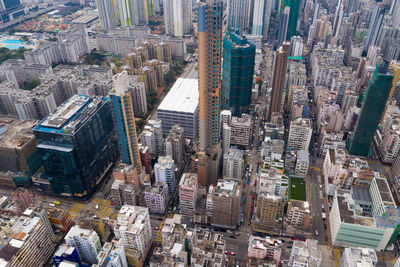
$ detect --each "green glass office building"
[221,30,255,116]
[281,0,301,41]
[347,61,393,156]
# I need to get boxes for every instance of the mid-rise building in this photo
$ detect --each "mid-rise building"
[288,239,322,267]
[223,147,244,181]
[114,205,152,259]
[140,119,163,157]
[53,244,82,267]
[154,156,176,194]
[339,247,378,267]
[220,110,232,128]
[294,150,309,178]
[288,118,313,151]
[65,225,102,265]
[157,78,199,140]
[12,187,32,215]
[247,235,282,263]
[144,182,169,214]
[230,114,252,149]
[96,241,129,267]
[47,206,73,233]
[178,172,198,216]
[207,179,241,229]
[286,200,312,229]
[110,71,142,170]
[0,117,38,173]
[165,125,185,169]
[221,30,255,116]
[33,95,118,198]
[222,123,231,153]
[139,144,152,174]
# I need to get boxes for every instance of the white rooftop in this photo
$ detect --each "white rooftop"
[157,78,199,114]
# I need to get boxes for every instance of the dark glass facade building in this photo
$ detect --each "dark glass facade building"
[347,61,393,156]
[221,30,255,116]
[33,95,118,198]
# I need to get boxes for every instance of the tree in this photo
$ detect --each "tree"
[165,70,176,85]
[187,46,195,54]
[23,79,40,90]
[136,119,146,133]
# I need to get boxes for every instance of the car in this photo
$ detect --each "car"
[234,232,240,236]
[288,246,292,249]
[230,252,236,256]
[230,235,237,239]
[225,250,230,254]
[315,230,318,235]
[153,227,159,230]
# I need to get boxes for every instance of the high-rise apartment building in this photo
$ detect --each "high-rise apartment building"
[347,61,393,156]
[96,0,148,29]
[65,225,102,265]
[223,147,244,181]
[207,179,241,229]
[268,42,290,121]
[227,0,252,33]
[110,71,142,171]
[33,95,118,198]
[198,0,224,154]
[221,30,255,116]
[96,0,118,29]
[114,205,152,259]
[165,125,185,169]
[252,0,271,37]
[178,172,198,216]
[163,0,192,37]
[288,118,313,151]
[154,156,176,194]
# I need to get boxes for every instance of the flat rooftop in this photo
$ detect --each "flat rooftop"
[336,193,375,227]
[0,117,36,150]
[35,95,105,135]
[375,177,394,203]
[157,78,199,114]
[214,180,240,197]
[179,173,198,188]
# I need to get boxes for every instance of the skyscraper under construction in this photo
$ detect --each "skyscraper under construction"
[198,0,224,154]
